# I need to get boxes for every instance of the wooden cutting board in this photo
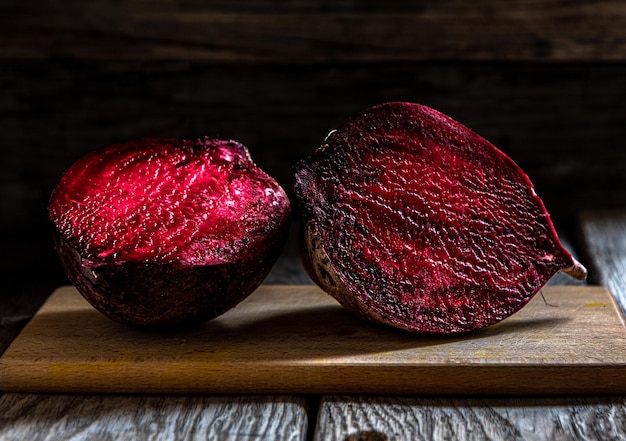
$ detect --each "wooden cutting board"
[1,285,625,395]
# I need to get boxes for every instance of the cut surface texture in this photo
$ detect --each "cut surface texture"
[294,102,586,333]
[49,138,291,327]
[50,138,288,268]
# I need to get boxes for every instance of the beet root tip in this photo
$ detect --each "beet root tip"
[561,260,588,280]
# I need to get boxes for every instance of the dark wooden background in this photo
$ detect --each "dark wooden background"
[2,0,625,295]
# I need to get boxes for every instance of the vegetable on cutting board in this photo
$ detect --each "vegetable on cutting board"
[49,137,291,328]
[294,102,586,334]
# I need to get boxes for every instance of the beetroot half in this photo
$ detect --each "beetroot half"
[294,102,587,334]
[49,138,291,328]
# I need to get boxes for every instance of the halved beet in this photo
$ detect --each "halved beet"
[294,102,586,334]
[49,138,291,328]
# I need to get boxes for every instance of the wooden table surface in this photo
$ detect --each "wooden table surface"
[1,213,626,440]
[2,1,626,439]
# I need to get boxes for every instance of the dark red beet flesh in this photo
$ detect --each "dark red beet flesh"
[49,138,291,328]
[294,102,587,333]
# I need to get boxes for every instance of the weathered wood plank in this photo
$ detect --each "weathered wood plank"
[314,396,626,441]
[579,211,626,314]
[0,394,308,441]
[2,0,626,61]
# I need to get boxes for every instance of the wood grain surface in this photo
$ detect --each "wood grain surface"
[0,394,308,441]
[579,211,626,314]
[1,285,625,395]
[3,0,626,62]
[314,396,626,441]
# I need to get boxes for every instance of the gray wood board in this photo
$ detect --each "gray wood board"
[314,396,626,441]
[0,394,308,441]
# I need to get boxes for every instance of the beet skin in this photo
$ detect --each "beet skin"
[49,138,291,328]
[294,102,586,334]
